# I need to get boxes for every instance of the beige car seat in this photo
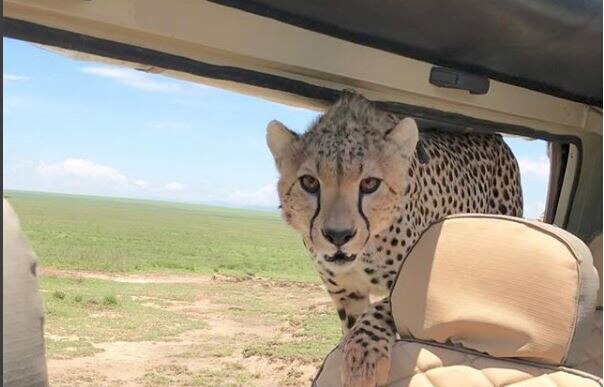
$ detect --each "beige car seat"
[574,233,603,377]
[314,215,602,386]
[3,199,48,386]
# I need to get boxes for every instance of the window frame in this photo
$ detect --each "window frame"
[1,17,587,232]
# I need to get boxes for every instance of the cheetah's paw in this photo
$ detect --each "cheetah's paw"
[340,336,391,387]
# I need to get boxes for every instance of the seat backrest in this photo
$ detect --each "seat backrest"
[391,214,599,367]
[314,216,601,387]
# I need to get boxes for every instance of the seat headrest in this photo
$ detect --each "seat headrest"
[391,214,599,366]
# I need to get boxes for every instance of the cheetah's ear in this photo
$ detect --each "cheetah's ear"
[266,120,299,162]
[387,117,419,157]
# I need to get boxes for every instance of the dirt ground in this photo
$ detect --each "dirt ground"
[40,269,338,386]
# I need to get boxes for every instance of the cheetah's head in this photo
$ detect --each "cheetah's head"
[266,92,420,272]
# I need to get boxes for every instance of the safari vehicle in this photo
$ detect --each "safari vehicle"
[3,1,602,386]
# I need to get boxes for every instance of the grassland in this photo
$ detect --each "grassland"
[4,190,339,386]
[5,190,316,282]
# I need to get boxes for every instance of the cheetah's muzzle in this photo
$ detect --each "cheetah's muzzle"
[324,251,357,264]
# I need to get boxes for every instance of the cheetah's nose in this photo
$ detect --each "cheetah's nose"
[321,228,357,247]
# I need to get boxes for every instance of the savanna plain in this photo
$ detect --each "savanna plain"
[5,190,340,386]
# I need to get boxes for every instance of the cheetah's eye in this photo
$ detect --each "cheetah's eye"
[299,175,320,194]
[360,177,381,194]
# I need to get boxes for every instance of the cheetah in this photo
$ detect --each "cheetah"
[266,91,523,387]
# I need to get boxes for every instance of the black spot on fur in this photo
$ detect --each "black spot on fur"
[347,315,357,329]
[499,204,508,214]
[346,293,363,302]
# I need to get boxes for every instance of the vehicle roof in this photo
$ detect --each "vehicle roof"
[211,0,603,106]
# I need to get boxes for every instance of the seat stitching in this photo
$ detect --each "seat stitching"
[475,369,497,387]
[421,368,439,387]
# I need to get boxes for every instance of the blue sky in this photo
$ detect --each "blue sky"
[3,38,549,217]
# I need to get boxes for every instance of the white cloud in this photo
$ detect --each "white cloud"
[517,156,549,180]
[165,182,185,191]
[226,179,278,207]
[81,66,181,93]
[4,74,30,81]
[134,179,149,189]
[36,158,127,182]
[7,157,197,202]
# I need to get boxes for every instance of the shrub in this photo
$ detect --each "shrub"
[103,295,118,306]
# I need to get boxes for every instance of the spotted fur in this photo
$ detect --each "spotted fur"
[267,91,523,386]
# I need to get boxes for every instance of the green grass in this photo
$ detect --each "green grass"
[41,276,208,348]
[189,368,256,386]
[242,312,340,363]
[5,190,340,385]
[45,337,104,360]
[169,341,236,359]
[138,365,256,387]
[40,274,340,364]
[5,190,317,282]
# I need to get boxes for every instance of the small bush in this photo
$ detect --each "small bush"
[74,294,83,303]
[52,291,66,300]
[102,295,118,306]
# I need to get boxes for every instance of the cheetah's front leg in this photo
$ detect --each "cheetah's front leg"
[326,284,370,335]
[340,298,395,387]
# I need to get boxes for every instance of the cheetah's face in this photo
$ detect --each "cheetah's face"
[267,116,418,273]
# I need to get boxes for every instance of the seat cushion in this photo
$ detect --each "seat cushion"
[313,340,603,387]
[390,215,599,366]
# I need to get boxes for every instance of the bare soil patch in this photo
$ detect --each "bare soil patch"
[42,269,336,386]
[39,267,214,284]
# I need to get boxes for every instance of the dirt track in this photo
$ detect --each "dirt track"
[41,269,336,386]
